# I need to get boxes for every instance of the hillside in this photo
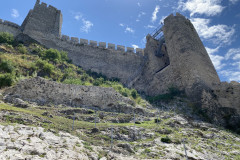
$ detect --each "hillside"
[0,32,240,160]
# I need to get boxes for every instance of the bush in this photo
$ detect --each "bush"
[0,59,15,73]
[131,89,138,99]
[161,136,172,143]
[60,51,68,61]
[42,49,68,63]
[35,59,54,75]
[0,32,14,44]
[93,77,104,86]
[17,44,27,54]
[0,73,15,88]
[43,49,61,63]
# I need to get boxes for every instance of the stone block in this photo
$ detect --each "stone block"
[108,43,115,50]
[136,48,144,56]
[117,45,125,52]
[61,35,70,41]
[99,42,106,48]
[80,39,88,45]
[70,37,79,43]
[127,47,134,53]
[41,2,48,8]
[90,40,97,47]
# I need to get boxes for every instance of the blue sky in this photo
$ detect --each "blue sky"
[0,0,239,82]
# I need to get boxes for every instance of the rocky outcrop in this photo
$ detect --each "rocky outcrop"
[0,124,89,160]
[201,81,240,132]
[3,77,149,115]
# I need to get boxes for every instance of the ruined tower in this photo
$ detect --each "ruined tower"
[163,13,220,94]
[21,0,62,37]
[132,13,220,98]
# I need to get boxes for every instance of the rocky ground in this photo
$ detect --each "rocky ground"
[0,92,240,160]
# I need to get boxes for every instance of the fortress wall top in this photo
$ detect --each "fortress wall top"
[90,40,97,47]
[99,42,106,48]
[0,19,20,29]
[70,37,79,44]
[0,19,21,36]
[117,45,125,52]
[127,47,134,53]
[80,38,88,45]
[108,43,115,50]
[58,34,144,55]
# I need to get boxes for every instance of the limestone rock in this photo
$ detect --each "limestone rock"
[3,77,150,115]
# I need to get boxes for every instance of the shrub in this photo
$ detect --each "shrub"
[43,49,61,63]
[42,49,68,63]
[0,73,15,88]
[131,89,138,99]
[0,32,14,44]
[161,136,172,143]
[17,44,27,54]
[60,51,68,61]
[0,59,15,73]
[93,77,104,86]
[35,59,54,75]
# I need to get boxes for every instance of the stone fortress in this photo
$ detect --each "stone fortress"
[0,0,239,129]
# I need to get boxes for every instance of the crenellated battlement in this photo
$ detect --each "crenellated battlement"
[60,34,144,55]
[34,0,60,13]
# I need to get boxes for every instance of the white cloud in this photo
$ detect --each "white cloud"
[233,54,240,60]
[81,19,93,33]
[119,24,135,33]
[11,9,19,18]
[191,18,235,45]
[138,12,146,18]
[159,16,167,24]
[125,27,135,33]
[220,70,240,82]
[178,0,224,17]
[74,13,82,20]
[144,25,156,29]
[73,12,93,33]
[229,0,239,4]
[206,46,219,54]
[225,48,240,60]
[137,2,141,7]
[151,5,160,23]
[206,47,225,70]
[132,44,139,49]
[232,62,240,69]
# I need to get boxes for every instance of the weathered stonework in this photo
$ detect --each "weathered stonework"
[3,77,149,115]
[21,0,62,37]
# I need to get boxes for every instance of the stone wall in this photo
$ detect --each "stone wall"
[0,19,21,36]
[24,30,145,84]
[22,0,62,37]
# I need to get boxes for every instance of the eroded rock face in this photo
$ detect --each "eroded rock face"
[3,77,149,115]
[201,82,240,132]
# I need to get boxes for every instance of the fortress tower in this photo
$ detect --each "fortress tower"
[132,13,220,98]
[21,0,62,37]
[163,13,220,94]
